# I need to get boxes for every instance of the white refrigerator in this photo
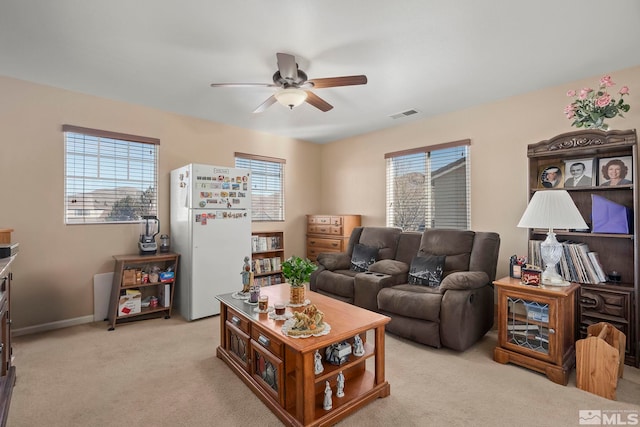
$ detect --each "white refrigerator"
[170,163,251,320]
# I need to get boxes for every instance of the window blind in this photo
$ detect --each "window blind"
[385,140,470,231]
[235,153,285,222]
[63,125,159,224]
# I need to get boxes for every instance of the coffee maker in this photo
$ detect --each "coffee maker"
[138,215,160,255]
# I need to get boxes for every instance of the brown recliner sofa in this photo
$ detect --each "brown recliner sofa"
[309,227,403,311]
[376,229,500,351]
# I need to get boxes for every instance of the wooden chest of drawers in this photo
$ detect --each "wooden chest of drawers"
[306,214,361,261]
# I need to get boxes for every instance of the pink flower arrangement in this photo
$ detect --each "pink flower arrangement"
[564,75,630,130]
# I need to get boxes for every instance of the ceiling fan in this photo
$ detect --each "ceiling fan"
[210,52,367,113]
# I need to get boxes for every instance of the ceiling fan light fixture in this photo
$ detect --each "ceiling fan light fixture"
[274,88,307,109]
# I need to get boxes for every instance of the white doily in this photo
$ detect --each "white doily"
[286,298,311,308]
[268,311,293,321]
[231,291,250,300]
[281,319,331,338]
[253,306,274,314]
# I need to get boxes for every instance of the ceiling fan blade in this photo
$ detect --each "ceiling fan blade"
[308,75,367,89]
[253,95,277,113]
[210,83,277,88]
[305,91,333,112]
[276,52,298,81]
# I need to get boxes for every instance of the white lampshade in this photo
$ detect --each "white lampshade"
[517,190,587,286]
[517,190,587,231]
[274,88,308,109]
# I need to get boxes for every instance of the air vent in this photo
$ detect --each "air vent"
[389,109,419,120]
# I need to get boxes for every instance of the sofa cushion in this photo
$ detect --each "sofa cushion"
[317,252,351,271]
[439,271,490,291]
[368,259,409,275]
[315,270,359,298]
[350,244,379,272]
[408,255,445,287]
[358,227,402,260]
[418,229,475,273]
[377,284,442,322]
[394,232,423,266]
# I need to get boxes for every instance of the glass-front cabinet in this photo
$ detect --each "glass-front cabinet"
[505,296,553,358]
[494,277,579,385]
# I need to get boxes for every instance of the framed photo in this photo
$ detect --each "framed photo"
[563,158,595,188]
[598,156,633,186]
[537,163,564,189]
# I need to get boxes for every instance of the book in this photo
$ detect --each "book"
[588,252,607,283]
[257,237,268,252]
[576,243,601,284]
[561,243,578,282]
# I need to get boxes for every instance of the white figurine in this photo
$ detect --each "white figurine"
[336,371,345,398]
[353,334,365,357]
[314,349,324,375]
[323,381,332,410]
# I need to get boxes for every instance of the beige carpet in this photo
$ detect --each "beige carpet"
[7,315,640,427]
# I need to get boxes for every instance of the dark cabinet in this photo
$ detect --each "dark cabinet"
[578,283,635,365]
[0,256,16,427]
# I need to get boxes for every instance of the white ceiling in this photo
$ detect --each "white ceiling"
[1,1,639,144]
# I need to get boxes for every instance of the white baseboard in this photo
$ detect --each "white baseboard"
[12,315,95,336]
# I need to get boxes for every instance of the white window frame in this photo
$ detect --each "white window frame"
[63,125,159,224]
[235,152,285,222]
[385,139,470,231]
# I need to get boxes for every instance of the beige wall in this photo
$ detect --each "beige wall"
[1,66,639,330]
[320,65,640,280]
[0,76,322,329]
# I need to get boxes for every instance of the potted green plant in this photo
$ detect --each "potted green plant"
[281,255,317,304]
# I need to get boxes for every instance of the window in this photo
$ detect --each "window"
[386,140,470,231]
[63,125,159,224]
[235,153,285,221]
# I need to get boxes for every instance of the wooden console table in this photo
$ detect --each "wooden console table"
[216,284,390,427]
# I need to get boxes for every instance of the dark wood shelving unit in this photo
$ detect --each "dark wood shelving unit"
[525,129,638,367]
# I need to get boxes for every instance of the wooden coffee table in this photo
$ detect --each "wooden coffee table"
[216,284,390,427]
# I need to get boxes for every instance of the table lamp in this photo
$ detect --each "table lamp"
[517,190,588,286]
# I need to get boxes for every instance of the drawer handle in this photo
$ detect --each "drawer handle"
[310,240,316,245]
[548,328,556,334]
[258,335,270,347]
[331,242,338,247]
[319,227,327,232]
[231,316,241,326]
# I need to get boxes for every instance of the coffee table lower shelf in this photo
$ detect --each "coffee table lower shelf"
[216,284,391,427]
[218,347,389,426]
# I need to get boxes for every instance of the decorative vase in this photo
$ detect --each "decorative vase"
[585,121,608,131]
[290,285,306,305]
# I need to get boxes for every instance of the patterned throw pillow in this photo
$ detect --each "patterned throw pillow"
[350,244,379,272]
[408,255,446,287]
